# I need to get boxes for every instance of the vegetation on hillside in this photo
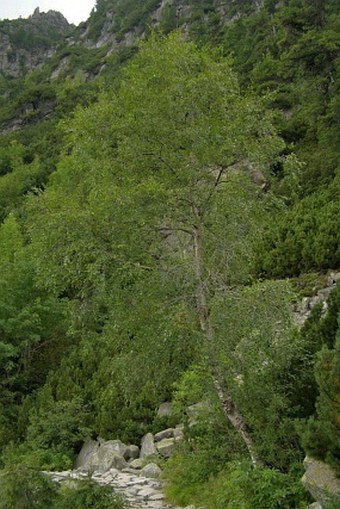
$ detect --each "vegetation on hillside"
[0,1,339,507]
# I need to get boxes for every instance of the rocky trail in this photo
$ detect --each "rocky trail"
[50,466,180,509]
[46,414,193,509]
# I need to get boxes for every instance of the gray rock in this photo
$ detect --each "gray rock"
[156,438,175,458]
[140,463,162,479]
[302,456,340,509]
[88,442,128,472]
[174,425,184,441]
[293,272,340,327]
[156,402,173,418]
[124,444,139,460]
[140,433,158,458]
[74,438,100,470]
[308,503,323,509]
[129,458,144,469]
[74,438,130,472]
[100,439,128,457]
[104,452,128,472]
[154,428,174,442]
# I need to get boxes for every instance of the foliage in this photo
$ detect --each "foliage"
[301,284,340,474]
[212,280,305,469]
[165,456,308,509]
[0,0,339,505]
[164,421,240,507]
[222,0,340,196]
[0,467,58,509]
[171,364,211,416]
[256,175,340,277]
[23,32,286,456]
[0,15,70,53]
[86,0,160,41]
[0,213,71,454]
[56,479,127,509]
[0,148,43,221]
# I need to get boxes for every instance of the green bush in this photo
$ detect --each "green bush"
[0,467,57,509]
[165,457,308,509]
[201,462,308,509]
[57,479,127,509]
[256,176,340,277]
[165,446,217,506]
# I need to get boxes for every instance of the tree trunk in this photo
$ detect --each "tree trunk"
[192,205,260,466]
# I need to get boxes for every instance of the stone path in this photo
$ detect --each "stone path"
[49,467,180,509]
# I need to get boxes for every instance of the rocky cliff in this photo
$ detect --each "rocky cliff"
[0,7,71,77]
[1,1,267,79]
[0,1,269,132]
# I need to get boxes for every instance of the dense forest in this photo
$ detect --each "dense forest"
[0,1,339,508]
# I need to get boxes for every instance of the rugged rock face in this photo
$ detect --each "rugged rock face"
[80,0,261,51]
[0,0,269,132]
[30,7,70,31]
[293,272,340,327]
[0,7,71,77]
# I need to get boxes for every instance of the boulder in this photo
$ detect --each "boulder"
[96,442,128,472]
[154,428,174,442]
[156,402,173,418]
[104,452,128,472]
[74,438,100,470]
[140,463,162,478]
[129,458,144,469]
[100,439,128,458]
[302,456,340,508]
[156,437,175,458]
[76,440,128,473]
[124,444,140,460]
[308,503,323,509]
[140,433,158,458]
[174,425,184,441]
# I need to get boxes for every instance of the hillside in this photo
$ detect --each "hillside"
[0,1,339,508]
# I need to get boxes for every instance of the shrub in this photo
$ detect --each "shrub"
[57,479,127,509]
[0,467,57,509]
[165,457,308,509]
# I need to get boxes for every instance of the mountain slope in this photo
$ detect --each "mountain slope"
[0,2,339,508]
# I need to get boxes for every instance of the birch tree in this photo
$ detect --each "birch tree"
[29,32,286,463]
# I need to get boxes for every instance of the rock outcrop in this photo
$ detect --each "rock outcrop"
[302,456,340,509]
[293,272,340,327]
[0,8,71,78]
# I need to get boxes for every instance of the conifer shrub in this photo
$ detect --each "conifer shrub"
[256,176,340,277]
[302,335,340,475]
[299,283,340,474]
[0,467,57,509]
